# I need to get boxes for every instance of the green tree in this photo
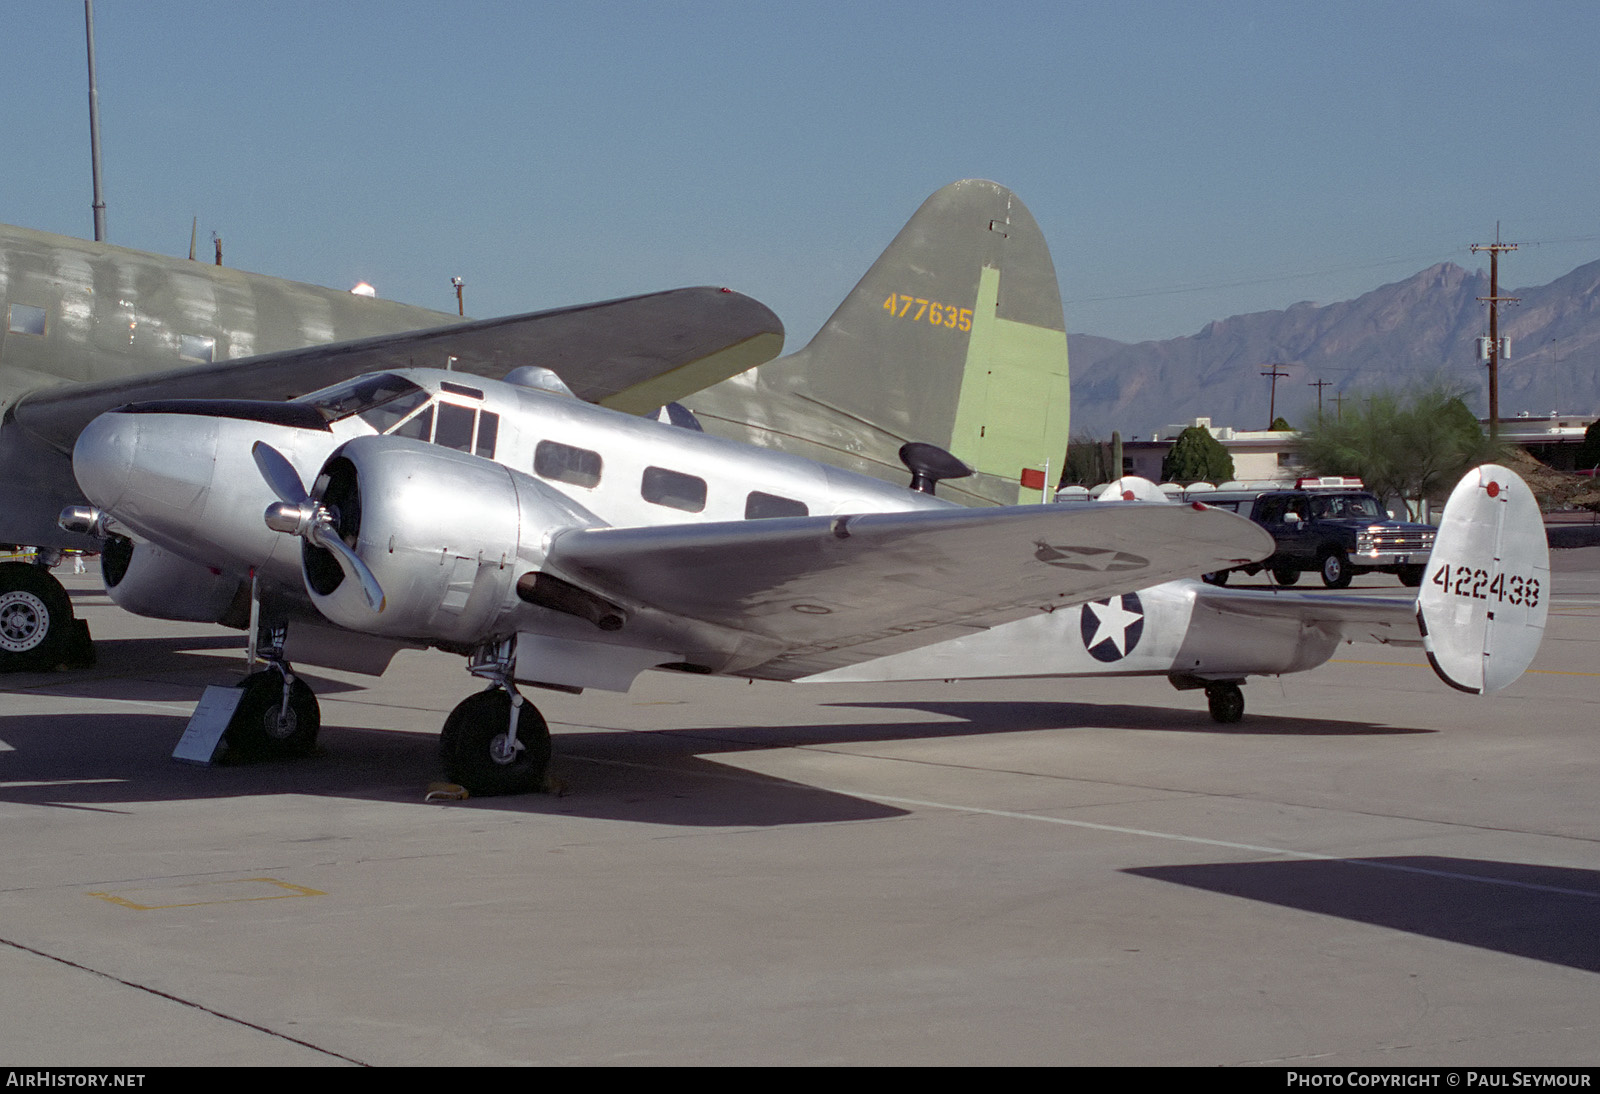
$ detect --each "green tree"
[1293,382,1500,519]
[1270,416,1292,432]
[1060,434,1112,487]
[1575,419,1600,472]
[1161,425,1234,483]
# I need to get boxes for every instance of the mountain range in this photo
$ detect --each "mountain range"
[1065,259,1600,440]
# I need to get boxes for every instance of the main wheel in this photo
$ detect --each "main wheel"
[225,670,320,759]
[1397,564,1425,587]
[1205,682,1245,724]
[0,562,72,671]
[1201,570,1230,586]
[1271,565,1301,587]
[441,688,551,796]
[1319,549,1352,589]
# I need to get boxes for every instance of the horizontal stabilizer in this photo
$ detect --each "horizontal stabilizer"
[1416,464,1549,694]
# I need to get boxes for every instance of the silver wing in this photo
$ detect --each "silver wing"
[540,501,1275,679]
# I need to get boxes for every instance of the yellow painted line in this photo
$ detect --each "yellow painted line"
[88,877,325,910]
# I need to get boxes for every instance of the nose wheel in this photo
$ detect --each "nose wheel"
[440,687,552,796]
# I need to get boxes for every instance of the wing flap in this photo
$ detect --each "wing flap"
[12,287,782,453]
[1192,584,1423,647]
[545,501,1273,677]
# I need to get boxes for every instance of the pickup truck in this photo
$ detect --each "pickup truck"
[1199,481,1436,588]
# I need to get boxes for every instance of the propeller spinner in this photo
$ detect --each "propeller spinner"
[253,441,386,613]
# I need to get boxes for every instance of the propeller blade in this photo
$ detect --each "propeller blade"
[252,441,309,506]
[308,522,386,613]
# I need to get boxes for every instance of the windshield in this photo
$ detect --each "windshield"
[297,373,430,428]
[1309,494,1384,520]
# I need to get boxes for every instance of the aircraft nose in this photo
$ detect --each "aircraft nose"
[73,410,219,526]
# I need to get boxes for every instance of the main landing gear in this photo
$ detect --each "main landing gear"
[441,637,552,796]
[0,560,94,672]
[224,616,320,760]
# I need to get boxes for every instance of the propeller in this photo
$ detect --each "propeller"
[253,442,386,613]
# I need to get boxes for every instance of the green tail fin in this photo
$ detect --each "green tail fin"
[687,180,1070,505]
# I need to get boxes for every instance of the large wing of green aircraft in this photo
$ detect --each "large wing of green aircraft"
[10,287,782,454]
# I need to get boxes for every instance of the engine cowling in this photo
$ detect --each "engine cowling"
[299,435,601,643]
[101,534,249,625]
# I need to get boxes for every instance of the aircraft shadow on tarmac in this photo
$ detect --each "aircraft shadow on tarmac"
[7,633,366,702]
[0,710,909,827]
[823,699,1431,737]
[0,695,1423,828]
[1126,857,1600,974]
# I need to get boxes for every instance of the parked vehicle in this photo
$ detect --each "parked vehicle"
[1198,478,1436,588]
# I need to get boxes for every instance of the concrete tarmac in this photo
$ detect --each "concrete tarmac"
[2,563,1597,1066]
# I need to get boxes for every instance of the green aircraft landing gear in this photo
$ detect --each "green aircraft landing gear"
[0,560,93,672]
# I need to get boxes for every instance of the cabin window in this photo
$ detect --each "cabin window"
[440,380,484,399]
[535,440,602,489]
[641,467,707,513]
[435,402,476,453]
[475,412,499,459]
[745,491,809,519]
[179,334,215,363]
[7,304,46,336]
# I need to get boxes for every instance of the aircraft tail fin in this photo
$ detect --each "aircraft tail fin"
[687,180,1070,505]
[1416,464,1550,694]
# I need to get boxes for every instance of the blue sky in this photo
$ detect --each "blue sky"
[6,2,1598,346]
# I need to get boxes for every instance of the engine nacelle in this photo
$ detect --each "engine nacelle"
[301,435,601,643]
[101,535,249,625]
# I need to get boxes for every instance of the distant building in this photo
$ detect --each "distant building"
[1121,418,1301,485]
[1118,412,1598,484]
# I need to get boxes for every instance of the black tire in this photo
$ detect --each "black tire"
[441,688,551,796]
[1271,565,1301,587]
[0,562,72,671]
[1319,549,1352,589]
[1201,570,1229,586]
[1397,565,1425,587]
[225,670,320,760]
[1206,682,1245,724]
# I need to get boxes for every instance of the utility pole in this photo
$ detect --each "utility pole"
[1261,364,1290,429]
[1308,378,1331,425]
[84,0,106,241]
[1471,230,1518,443]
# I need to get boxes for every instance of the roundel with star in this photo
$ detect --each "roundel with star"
[1080,593,1145,662]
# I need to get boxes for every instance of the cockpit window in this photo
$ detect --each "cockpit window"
[298,373,429,426]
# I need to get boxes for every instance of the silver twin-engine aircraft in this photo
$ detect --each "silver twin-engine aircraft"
[67,364,1273,794]
[51,181,1549,795]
